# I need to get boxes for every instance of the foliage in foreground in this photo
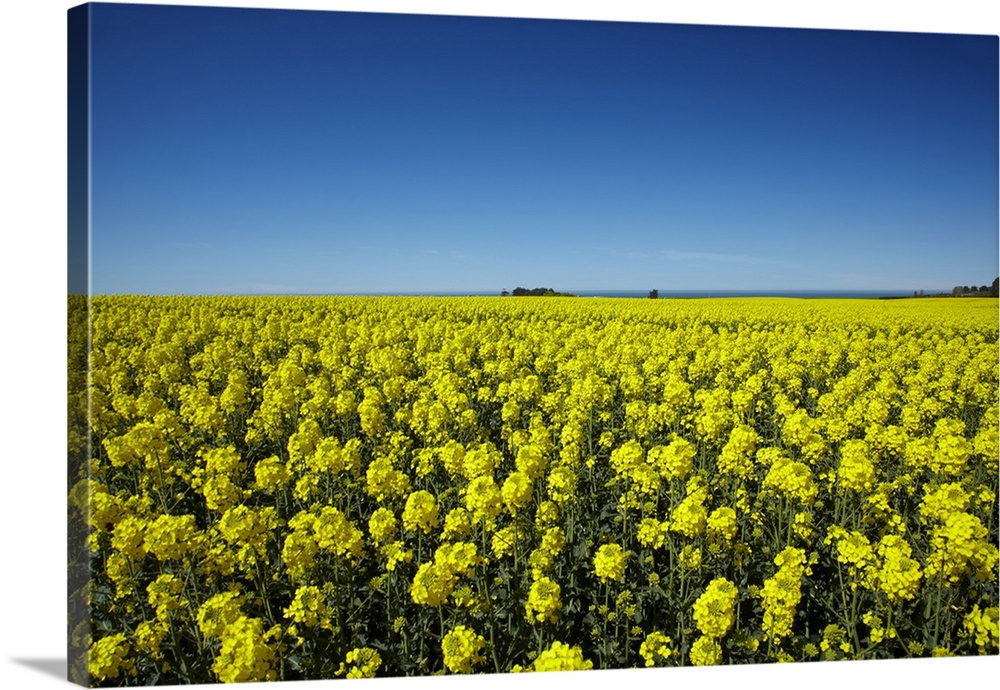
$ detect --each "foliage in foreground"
[68,295,999,685]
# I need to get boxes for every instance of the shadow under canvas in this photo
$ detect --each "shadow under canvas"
[12,657,67,681]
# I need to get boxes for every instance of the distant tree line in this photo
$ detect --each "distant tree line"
[902,278,998,299]
[951,277,998,297]
[501,287,576,297]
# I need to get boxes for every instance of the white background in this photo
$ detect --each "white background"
[1,1,997,688]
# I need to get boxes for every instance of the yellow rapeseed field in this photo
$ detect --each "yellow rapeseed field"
[67,295,999,685]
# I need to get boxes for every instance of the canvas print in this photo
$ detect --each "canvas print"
[67,2,999,686]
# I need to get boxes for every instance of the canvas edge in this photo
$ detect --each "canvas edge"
[68,3,93,687]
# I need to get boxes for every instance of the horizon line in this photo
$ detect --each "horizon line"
[79,287,974,298]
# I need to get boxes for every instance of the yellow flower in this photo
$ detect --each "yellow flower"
[759,546,808,641]
[338,646,382,678]
[836,439,876,493]
[435,541,480,577]
[253,455,290,492]
[717,424,759,478]
[670,491,708,538]
[920,482,970,523]
[679,544,702,570]
[501,471,533,513]
[525,575,562,624]
[689,635,722,666]
[411,562,457,607]
[216,504,280,570]
[648,436,696,480]
[380,540,414,571]
[925,511,996,585]
[144,513,202,561]
[531,641,593,671]
[546,464,578,505]
[365,456,411,502]
[492,525,518,558]
[536,500,560,526]
[134,620,168,658]
[283,585,331,629]
[610,440,644,476]
[314,507,365,557]
[88,633,133,682]
[368,507,398,545]
[636,517,666,549]
[820,623,849,660]
[147,573,186,623]
[110,515,147,560]
[281,530,318,582]
[212,617,280,683]
[516,443,547,480]
[639,631,673,667]
[465,475,503,526]
[527,526,565,577]
[706,506,738,543]
[962,605,1000,654]
[442,507,472,539]
[761,454,817,505]
[441,625,487,673]
[873,534,922,603]
[693,577,739,639]
[402,489,439,533]
[593,543,627,583]
[197,589,244,638]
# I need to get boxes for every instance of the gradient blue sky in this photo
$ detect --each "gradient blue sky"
[85,2,998,295]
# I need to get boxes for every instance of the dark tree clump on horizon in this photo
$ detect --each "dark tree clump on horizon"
[509,287,575,297]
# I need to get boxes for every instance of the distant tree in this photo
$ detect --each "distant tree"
[500,289,510,297]
[648,289,659,299]
[510,286,575,297]
[991,277,999,297]
[980,285,989,293]
[963,286,971,294]
[913,290,918,298]
[919,290,924,297]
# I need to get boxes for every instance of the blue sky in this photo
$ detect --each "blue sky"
[83,2,998,295]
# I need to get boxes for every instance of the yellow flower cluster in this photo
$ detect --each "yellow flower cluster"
[689,635,723,666]
[925,512,997,585]
[212,616,281,684]
[638,631,673,667]
[197,590,245,638]
[527,640,593,672]
[411,541,480,607]
[836,439,876,493]
[284,585,332,629]
[693,577,739,639]
[402,489,439,533]
[593,543,627,584]
[368,506,398,544]
[962,605,1000,654]
[759,547,809,641]
[441,625,487,673]
[706,506,738,543]
[88,633,133,682]
[337,646,382,678]
[670,477,709,538]
[525,575,563,624]
[872,535,922,603]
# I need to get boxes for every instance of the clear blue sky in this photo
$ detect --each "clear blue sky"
[84,2,998,295]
